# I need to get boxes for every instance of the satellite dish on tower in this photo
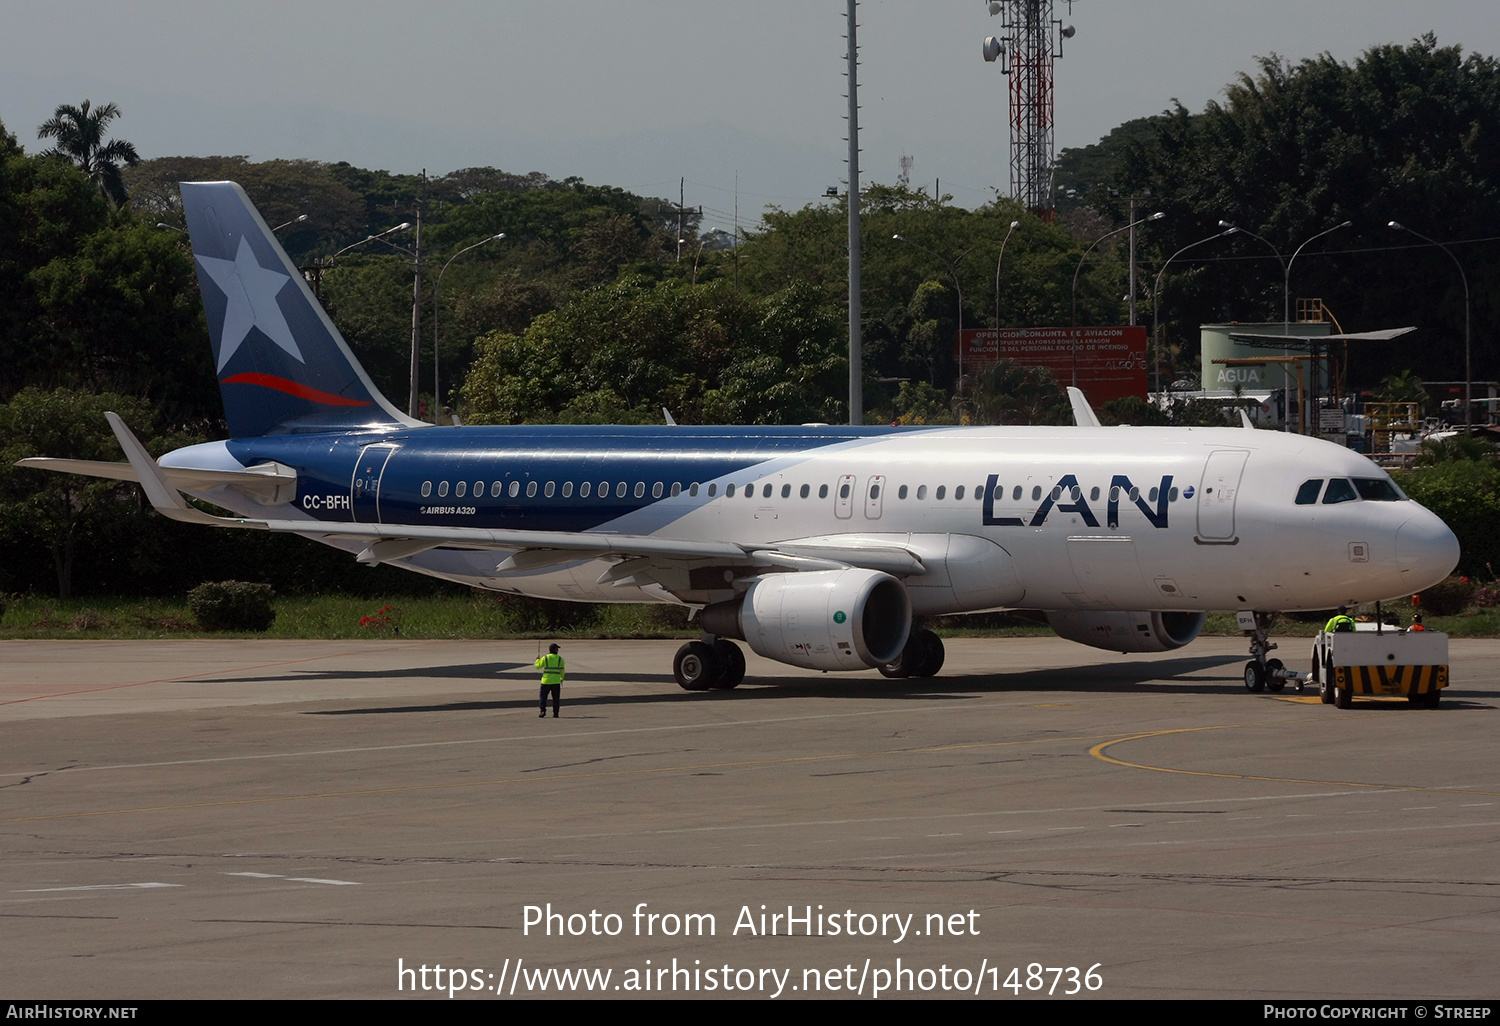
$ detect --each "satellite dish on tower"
[983,35,1002,62]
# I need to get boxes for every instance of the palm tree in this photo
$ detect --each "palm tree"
[37,100,140,205]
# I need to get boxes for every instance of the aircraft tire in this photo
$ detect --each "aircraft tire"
[913,630,945,677]
[879,630,924,678]
[674,642,721,691]
[712,640,745,689]
[1319,658,1335,705]
[1243,661,1265,693]
[1265,658,1285,693]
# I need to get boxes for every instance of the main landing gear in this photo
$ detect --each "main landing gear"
[1240,610,1296,694]
[879,627,945,679]
[673,637,746,691]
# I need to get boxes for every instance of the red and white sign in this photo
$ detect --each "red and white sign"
[955,326,1148,404]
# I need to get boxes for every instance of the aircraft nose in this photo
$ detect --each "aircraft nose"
[1395,512,1461,586]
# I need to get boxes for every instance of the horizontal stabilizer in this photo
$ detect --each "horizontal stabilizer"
[16,456,297,504]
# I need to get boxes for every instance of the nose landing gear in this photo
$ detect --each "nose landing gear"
[1238,610,1299,694]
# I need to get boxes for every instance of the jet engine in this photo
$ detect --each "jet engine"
[701,568,911,671]
[1045,610,1206,654]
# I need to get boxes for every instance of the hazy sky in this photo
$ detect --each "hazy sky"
[4,1,1497,233]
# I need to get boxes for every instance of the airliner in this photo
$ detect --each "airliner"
[20,183,1461,691]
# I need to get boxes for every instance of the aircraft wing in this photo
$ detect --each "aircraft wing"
[100,412,928,580]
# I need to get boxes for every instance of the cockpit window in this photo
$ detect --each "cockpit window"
[1295,479,1323,505]
[1352,477,1404,501]
[1321,478,1358,504]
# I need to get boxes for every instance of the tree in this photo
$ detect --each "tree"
[1102,37,1500,391]
[37,100,140,206]
[0,388,155,597]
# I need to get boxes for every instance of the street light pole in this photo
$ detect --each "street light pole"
[408,169,426,420]
[1285,221,1352,330]
[1217,220,1286,321]
[1071,211,1164,386]
[1389,221,1471,432]
[995,219,1020,329]
[1152,225,1238,396]
[432,233,506,426]
[1282,220,1352,434]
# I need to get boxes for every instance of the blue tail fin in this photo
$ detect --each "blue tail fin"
[180,181,421,437]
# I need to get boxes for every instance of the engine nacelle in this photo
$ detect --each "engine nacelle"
[1045,610,1206,654]
[701,569,911,671]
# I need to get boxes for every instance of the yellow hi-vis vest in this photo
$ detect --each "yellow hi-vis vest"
[536,652,565,684]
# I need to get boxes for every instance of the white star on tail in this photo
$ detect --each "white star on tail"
[195,237,303,371]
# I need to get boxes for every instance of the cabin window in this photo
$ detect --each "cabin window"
[819,484,829,499]
[456,481,467,498]
[545,481,556,498]
[917,485,928,500]
[955,485,965,500]
[708,484,718,497]
[598,480,608,497]
[1322,478,1358,504]
[1295,479,1323,505]
[1013,485,1022,501]
[1169,486,1179,501]
[746,484,756,499]
[473,481,482,496]
[421,481,432,497]
[800,484,810,498]
[1149,487,1159,502]
[616,482,626,498]
[1031,486,1042,501]
[689,483,699,497]
[491,481,501,497]
[870,484,881,499]
[507,480,519,498]
[839,483,850,499]
[580,481,592,498]
[526,481,537,498]
[781,483,791,498]
[1353,477,1404,501]
[562,481,573,498]
[1051,486,1062,501]
[671,482,682,497]
[726,483,736,497]
[763,483,773,498]
[653,482,664,499]
[1071,486,1081,501]
[898,485,909,500]
[1128,486,1139,502]
[935,485,946,500]
[438,481,449,497]
[634,481,645,498]
[1090,486,1100,501]
[1109,485,1120,502]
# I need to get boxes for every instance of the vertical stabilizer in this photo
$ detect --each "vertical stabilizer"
[180,181,422,437]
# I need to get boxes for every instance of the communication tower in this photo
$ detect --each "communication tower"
[982,1,1075,221]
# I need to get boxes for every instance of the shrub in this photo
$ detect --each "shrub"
[1417,576,1476,617]
[485,593,598,633]
[188,581,276,632]
[1472,582,1500,608]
